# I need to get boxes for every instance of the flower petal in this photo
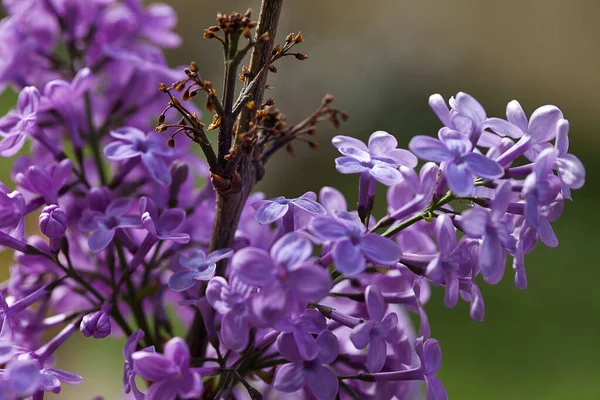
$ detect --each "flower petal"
[369,164,402,186]
[232,247,275,287]
[408,136,452,162]
[254,201,289,224]
[142,153,172,186]
[332,135,368,152]
[334,156,368,174]
[332,239,366,276]
[88,228,115,253]
[359,233,402,266]
[445,161,473,196]
[365,284,386,321]
[168,270,198,292]
[306,365,339,400]
[221,309,250,352]
[463,152,504,179]
[132,352,177,381]
[287,264,331,303]
[274,363,306,393]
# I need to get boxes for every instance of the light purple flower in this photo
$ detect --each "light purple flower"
[0,183,25,239]
[79,198,141,252]
[206,277,253,352]
[309,213,402,276]
[429,92,487,146]
[132,337,203,400]
[460,181,517,284]
[0,86,40,157]
[123,330,154,399]
[522,148,562,229]
[333,131,417,185]
[415,337,447,400]
[104,127,173,186]
[124,0,182,48]
[232,233,331,325]
[350,285,400,372]
[15,159,72,204]
[387,163,438,222]
[275,309,327,361]
[141,208,190,243]
[409,128,504,196]
[274,330,339,400]
[553,119,585,199]
[252,191,326,232]
[168,249,233,292]
[2,357,83,396]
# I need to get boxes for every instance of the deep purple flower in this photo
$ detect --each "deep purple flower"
[168,249,233,292]
[409,128,504,196]
[132,337,202,400]
[350,285,400,372]
[275,309,327,361]
[460,181,517,284]
[39,205,67,240]
[309,213,402,276]
[206,277,253,352]
[15,159,72,204]
[123,330,154,399]
[0,86,40,157]
[333,131,417,185]
[274,330,339,400]
[104,127,173,186]
[232,233,331,325]
[79,198,141,252]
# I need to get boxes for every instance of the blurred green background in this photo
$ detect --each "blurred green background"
[3,0,600,398]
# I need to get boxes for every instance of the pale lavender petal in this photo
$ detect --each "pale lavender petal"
[293,327,319,360]
[365,284,386,321]
[221,311,249,352]
[506,100,528,134]
[555,119,569,156]
[204,248,234,265]
[156,209,185,233]
[436,215,457,256]
[271,233,312,267]
[438,128,473,155]
[426,375,448,400]
[491,181,512,219]
[332,135,368,152]
[445,161,473,196]
[333,239,365,276]
[444,269,459,308]
[429,94,452,127]
[319,186,347,214]
[480,234,502,280]
[168,270,198,291]
[386,148,418,167]
[557,154,585,190]
[453,92,486,125]
[463,152,504,179]
[292,197,327,216]
[334,156,367,174]
[537,218,558,247]
[88,228,115,253]
[0,132,27,157]
[337,146,371,163]
[306,365,339,400]
[43,368,83,385]
[110,127,146,142]
[274,363,306,393]
[297,309,327,333]
[409,136,452,162]
[255,201,289,224]
[205,277,231,314]
[368,131,397,155]
[366,335,387,372]
[7,359,40,396]
[469,284,485,322]
[423,338,442,374]
[104,142,141,160]
[483,118,523,139]
[142,153,171,186]
[369,164,402,186]
[146,379,178,400]
[359,233,402,266]
[287,264,331,302]
[17,86,40,115]
[232,247,275,287]
[460,207,488,237]
[527,105,563,142]
[309,217,349,240]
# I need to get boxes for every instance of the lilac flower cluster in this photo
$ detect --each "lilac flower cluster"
[0,1,585,399]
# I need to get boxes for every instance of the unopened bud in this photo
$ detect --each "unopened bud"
[39,205,67,240]
[294,53,308,61]
[81,304,112,339]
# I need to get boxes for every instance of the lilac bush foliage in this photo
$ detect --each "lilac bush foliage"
[0,1,586,399]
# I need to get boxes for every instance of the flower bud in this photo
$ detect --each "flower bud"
[38,205,67,239]
[80,304,112,339]
[87,187,112,212]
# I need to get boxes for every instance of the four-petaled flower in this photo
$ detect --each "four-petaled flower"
[168,249,233,292]
[0,86,40,157]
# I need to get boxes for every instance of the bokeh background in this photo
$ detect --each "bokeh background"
[2,0,600,398]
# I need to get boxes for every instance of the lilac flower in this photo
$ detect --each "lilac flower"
[232,233,331,325]
[39,205,67,240]
[415,337,447,400]
[333,131,417,185]
[2,357,83,396]
[104,127,173,186]
[0,86,40,157]
[522,148,562,229]
[15,159,72,204]
[123,0,182,48]
[274,330,339,400]
[387,163,438,222]
[132,337,203,400]
[309,213,402,276]
[319,186,347,215]
[425,215,463,307]
[252,191,326,232]
[553,119,585,199]
[429,92,487,145]
[0,183,25,239]
[79,198,141,252]
[409,128,504,196]
[275,309,327,361]
[168,249,233,292]
[350,285,400,372]
[460,181,517,284]
[141,207,190,243]
[123,330,154,399]
[206,277,253,352]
